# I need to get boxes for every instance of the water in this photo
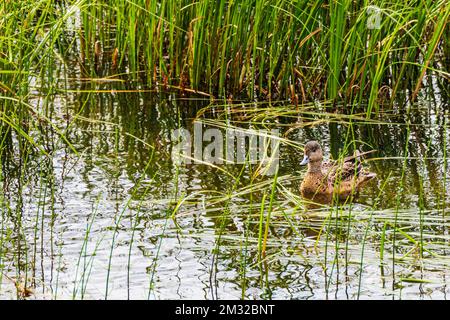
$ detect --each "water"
[1,77,448,299]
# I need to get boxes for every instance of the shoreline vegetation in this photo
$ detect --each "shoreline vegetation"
[1,1,449,104]
[0,1,449,300]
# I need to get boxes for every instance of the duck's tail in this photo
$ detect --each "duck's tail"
[357,172,377,188]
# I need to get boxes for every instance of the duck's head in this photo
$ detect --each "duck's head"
[300,141,323,165]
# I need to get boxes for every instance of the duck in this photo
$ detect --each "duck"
[300,141,376,203]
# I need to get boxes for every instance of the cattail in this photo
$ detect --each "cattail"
[112,47,119,69]
[94,40,102,59]
[79,30,85,62]
[94,40,102,74]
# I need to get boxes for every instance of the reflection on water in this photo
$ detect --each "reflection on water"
[0,74,449,299]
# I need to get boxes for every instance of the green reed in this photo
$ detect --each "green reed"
[83,0,449,105]
[72,194,102,299]
[3,1,448,106]
[0,0,448,170]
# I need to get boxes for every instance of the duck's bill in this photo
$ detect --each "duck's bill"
[300,155,309,165]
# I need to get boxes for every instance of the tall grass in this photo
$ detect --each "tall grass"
[2,1,448,109]
[79,0,449,104]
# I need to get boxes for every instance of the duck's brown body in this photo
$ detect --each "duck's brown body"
[300,168,333,203]
[300,141,376,203]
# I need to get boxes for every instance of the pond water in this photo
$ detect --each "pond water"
[0,70,449,299]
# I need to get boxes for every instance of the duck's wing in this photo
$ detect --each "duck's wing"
[328,161,362,183]
[324,149,375,182]
[322,159,335,171]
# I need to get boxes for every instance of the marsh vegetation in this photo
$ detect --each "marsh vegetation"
[0,0,449,299]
